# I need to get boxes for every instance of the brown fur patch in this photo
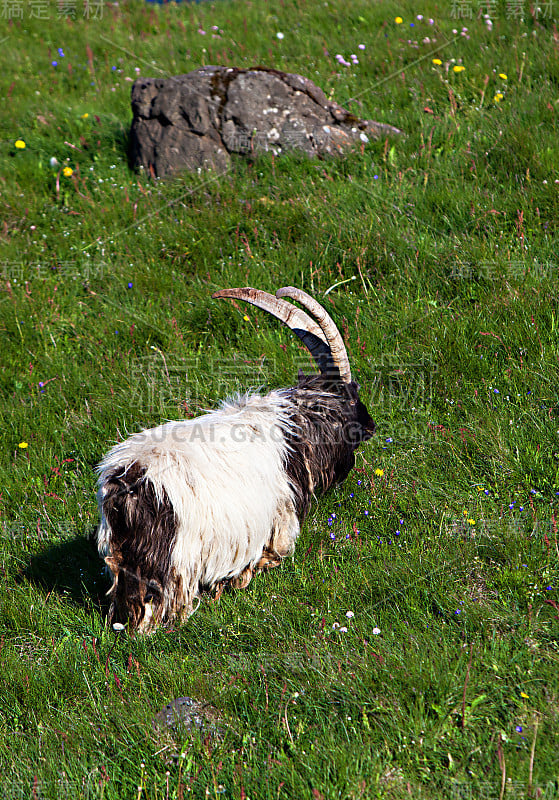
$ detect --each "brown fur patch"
[101,462,178,628]
[283,375,375,517]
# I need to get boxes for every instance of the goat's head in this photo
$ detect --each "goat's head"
[213,285,376,449]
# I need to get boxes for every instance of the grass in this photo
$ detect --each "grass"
[1,0,559,797]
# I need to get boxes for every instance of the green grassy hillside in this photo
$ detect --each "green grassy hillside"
[1,0,558,797]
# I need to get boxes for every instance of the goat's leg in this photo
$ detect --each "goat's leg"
[257,500,300,572]
[213,580,228,602]
[256,546,283,571]
[230,564,254,590]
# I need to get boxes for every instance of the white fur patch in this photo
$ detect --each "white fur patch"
[97,391,301,614]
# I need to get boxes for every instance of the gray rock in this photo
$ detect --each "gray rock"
[152,696,223,739]
[130,66,402,178]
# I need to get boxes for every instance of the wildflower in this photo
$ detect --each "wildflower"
[432,58,442,65]
[395,17,403,24]
[346,611,354,618]
[63,166,73,177]
[417,14,423,20]
[515,725,523,733]
[58,48,64,57]
[499,73,507,79]
[372,627,381,635]
[358,43,365,50]
[81,113,89,119]
[276,32,284,39]
[453,65,465,73]
[332,622,340,629]
[52,61,58,67]
[467,519,475,525]
[520,691,529,699]
[339,626,348,632]
[18,442,29,448]
[15,139,26,149]
[374,468,384,477]
[127,282,133,289]
[494,93,504,102]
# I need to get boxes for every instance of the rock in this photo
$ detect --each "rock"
[130,66,402,178]
[152,696,224,740]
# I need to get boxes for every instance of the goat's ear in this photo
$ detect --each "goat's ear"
[105,556,120,576]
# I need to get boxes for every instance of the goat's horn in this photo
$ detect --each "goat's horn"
[212,287,334,374]
[275,287,352,383]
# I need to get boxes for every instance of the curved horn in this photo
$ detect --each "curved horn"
[275,287,352,383]
[212,287,335,374]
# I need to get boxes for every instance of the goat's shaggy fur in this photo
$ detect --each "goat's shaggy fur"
[97,289,375,633]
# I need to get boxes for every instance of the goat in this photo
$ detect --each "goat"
[96,287,375,633]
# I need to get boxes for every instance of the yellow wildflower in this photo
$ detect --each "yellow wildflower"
[467,519,476,525]
[520,691,529,699]
[494,93,504,103]
[395,16,403,24]
[81,112,89,119]
[243,315,250,321]
[18,442,29,449]
[453,65,465,73]
[374,468,384,477]
[432,58,442,65]
[63,166,73,177]
[15,139,26,149]
[498,73,507,80]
